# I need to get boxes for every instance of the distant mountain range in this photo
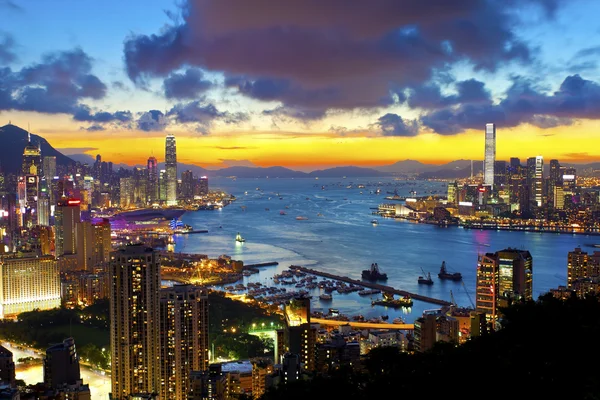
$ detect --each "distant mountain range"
[2,124,598,179]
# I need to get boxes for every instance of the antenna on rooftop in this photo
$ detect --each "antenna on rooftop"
[470,160,473,179]
[28,123,31,142]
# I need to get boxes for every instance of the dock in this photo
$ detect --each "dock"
[244,262,279,268]
[289,265,452,306]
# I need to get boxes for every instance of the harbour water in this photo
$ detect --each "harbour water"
[174,177,591,323]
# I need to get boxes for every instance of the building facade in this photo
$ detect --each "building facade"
[483,123,496,186]
[165,135,177,206]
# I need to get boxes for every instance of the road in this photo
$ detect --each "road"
[311,318,414,330]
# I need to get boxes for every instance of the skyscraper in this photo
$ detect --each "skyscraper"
[159,284,209,400]
[110,244,161,399]
[165,135,177,206]
[43,337,81,389]
[483,123,496,186]
[55,198,81,257]
[147,156,159,204]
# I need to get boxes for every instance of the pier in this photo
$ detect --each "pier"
[244,261,279,268]
[289,265,452,306]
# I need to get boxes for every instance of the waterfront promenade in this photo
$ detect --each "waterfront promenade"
[289,265,452,306]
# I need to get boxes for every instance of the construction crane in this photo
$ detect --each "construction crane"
[461,280,475,309]
[449,290,457,307]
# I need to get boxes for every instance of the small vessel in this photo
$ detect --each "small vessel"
[235,232,246,243]
[265,208,270,211]
[438,261,462,281]
[280,211,287,215]
[392,317,405,324]
[362,263,388,281]
[371,219,378,225]
[296,216,308,220]
[418,269,434,285]
[371,294,413,308]
[319,293,333,301]
[317,213,324,217]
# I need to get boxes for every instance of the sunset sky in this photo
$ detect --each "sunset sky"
[1,0,600,170]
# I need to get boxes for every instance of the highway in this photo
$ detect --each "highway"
[289,265,452,306]
[311,318,414,330]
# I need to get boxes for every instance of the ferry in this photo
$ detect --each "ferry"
[296,216,309,220]
[235,232,246,243]
[371,219,379,225]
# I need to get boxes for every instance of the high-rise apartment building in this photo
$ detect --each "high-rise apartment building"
[0,254,61,318]
[43,337,91,400]
[159,284,209,400]
[55,198,81,257]
[110,244,161,399]
[0,345,15,387]
[476,248,533,324]
[483,123,496,186]
[147,157,159,204]
[180,170,195,201]
[280,296,317,372]
[165,135,177,206]
[76,218,111,271]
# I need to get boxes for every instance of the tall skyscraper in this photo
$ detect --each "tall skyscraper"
[0,254,60,318]
[22,133,42,176]
[55,198,81,257]
[110,244,161,399]
[181,170,194,201]
[165,134,177,206]
[280,295,317,372]
[147,156,159,204]
[483,123,496,186]
[159,284,209,400]
[534,156,543,207]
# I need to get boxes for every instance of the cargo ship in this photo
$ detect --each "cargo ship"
[361,263,388,281]
[438,261,462,281]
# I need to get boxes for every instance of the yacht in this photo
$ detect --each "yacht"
[371,219,379,225]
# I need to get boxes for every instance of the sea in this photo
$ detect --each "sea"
[170,177,593,324]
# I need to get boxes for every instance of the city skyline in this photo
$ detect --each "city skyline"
[1,1,600,170]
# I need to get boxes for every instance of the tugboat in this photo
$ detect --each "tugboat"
[438,261,462,281]
[418,268,434,285]
[362,263,388,281]
[235,232,246,243]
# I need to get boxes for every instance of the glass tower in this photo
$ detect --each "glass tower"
[165,134,177,206]
[484,123,496,186]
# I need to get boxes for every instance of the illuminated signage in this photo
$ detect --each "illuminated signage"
[459,201,473,207]
[67,199,81,205]
[0,210,8,218]
[478,187,486,192]
[27,176,36,183]
[562,174,575,180]
[405,198,417,203]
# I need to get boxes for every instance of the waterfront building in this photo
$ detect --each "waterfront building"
[0,254,60,318]
[197,176,209,196]
[119,177,134,209]
[413,312,437,353]
[159,169,167,202]
[493,160,507,186]
[447,181,458,206]
[280,296,317,372]
[567,248,600,291]
[110,244,161,399]
[0,345,15,387]
[527,156,544,207]
[55,198,81,257]
[476,248,533,324]
[159,284,209,400]
[147,156,159,204]
[554,186,565,210]
[483,123,496,186]
[165,134,177,206]
[181,169,195,201]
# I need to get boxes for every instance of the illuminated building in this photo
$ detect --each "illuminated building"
[527,156,544,207]
[0,254,60,318]
[567,248,600,292]
[76,218,111,271]
[147,156,159,203]
[251,358,274,400]
[476,248,533,325]
[110,244,161,399]
[413,312,437,353]
[165,134,177,206]
[197,176,209,196]
[281,296,317,372]
[22,132,41,176]
[483,123,495,186]
[119,177,134,208]
[159,284,209,400]
[562,167,577,193]
[55,198,81,257]
[188,365,226,400]
[159,170,167,202]
[315,335,360,373]
[77,272,108,305]
[38,194,50,226]
[554,186,564,209]
[181,170,194,201]
[447,181,458,206]
[0,345,15,387]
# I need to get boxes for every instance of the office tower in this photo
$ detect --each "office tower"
[483,123,496,186]
[94,154,102,180]
[0,345,15,387]
[554,186,565,209]
[110,244,161,399]
[55,198,81,257]
[549,159,561,186]
[447,181,458,206]
[197,176,209,196]
[165,134,177,206]
[38,194,50,226]
[534,156,543,206]
[22,133,42,176]
[493,160,507,186]
[147,156,159,203]
[476,248,533,324]
[0,254,60,318]
[43,338,81,388]
[568,247,589,289]
[563,167,577,192]
[281,296,317,372]
[159,284,209,400]
[159,170,167,202]
[77,272,109,305]
[413,312,437,352]
[93,218,111,264]
[119,177,134,208]
[43,156,57,181]
[76,219,111,271]
[181,170,194,201]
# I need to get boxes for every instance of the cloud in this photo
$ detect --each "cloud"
[163,68,213,99]
[214,146,255,150]
[168,100,249,134]
[80,124,106,132]
[420,74,600,134]
[407,79,491,109]
[55,147,99,155]
[0,32,16,64]
[376,113,419,136]
[0,48,108,116]
[137,110,168,131]
[123,0,558,114]
[73,104,132,123]
[574,46,600,58]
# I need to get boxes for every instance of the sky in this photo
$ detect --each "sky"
[1,0,600,171]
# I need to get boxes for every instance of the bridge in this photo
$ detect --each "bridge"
[311,318,414,330]
[289,265,452,307]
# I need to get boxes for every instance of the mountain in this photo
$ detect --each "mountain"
[211,166,307,178]
[419,162,483,179]
[308,166,391,177]
[376,159,439,174]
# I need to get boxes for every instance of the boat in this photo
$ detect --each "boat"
[392,317,405,324]
[319,293,333,301]
[418,270,434,285]
[358,288,381,296]
[235,232,246,243]
[371,295,413,308]
[438,261,462,281]
[296,216,308,220]
[371,219,378,225]
[362,263,388,281]
[280,211,287,215]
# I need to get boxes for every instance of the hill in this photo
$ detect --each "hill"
[0,124,74,174]
[308,166,391,178]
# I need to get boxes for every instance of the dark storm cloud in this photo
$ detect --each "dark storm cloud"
[73,105,132,123]
[0,48,110,118]
[163,68,213,99]
[137,110,167,131]
[376,113,419,136]
[167,100,249,134]
[407,79,491,109]
[123,0,558,114]
[420,74,600,134]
